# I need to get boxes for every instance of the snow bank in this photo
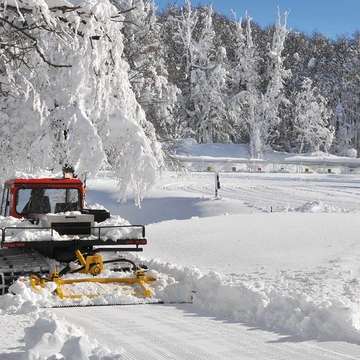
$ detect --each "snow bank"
[2,254,360,345]
[0,279,125,358]
[141,258,360,344]
[23,311,123,360]
[291,200,347,213]
[0,279,58,315]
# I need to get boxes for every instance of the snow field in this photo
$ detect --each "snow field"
[72,174,360,345]
[88,172,360,226]
[3,172,360,358]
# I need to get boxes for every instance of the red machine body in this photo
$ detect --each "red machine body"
[0,177,152,299]
[1,178,85,218]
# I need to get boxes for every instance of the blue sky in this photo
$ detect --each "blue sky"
[156,0,360,39]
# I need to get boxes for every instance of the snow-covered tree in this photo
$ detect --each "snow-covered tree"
[229,13,290,158]
[334,103,356,155]
[168,0,198,137]
[263,12,291,145]
[171,0,197,84]
[119,0,180,141]
[0,0,163,203]
[228,15,262,157]
[169,2,230,143]
[293,78,334,153]
[189,6,230,143]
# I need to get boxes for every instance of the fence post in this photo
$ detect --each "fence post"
[215,172,221,198]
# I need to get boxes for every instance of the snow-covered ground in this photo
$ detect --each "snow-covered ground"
[175,140,360,163]
[88,171,360,223]
[3,170,360,358]
[173,140,360,172]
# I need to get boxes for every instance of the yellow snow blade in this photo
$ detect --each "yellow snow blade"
[29,249,156,301]
[30,270,156,300]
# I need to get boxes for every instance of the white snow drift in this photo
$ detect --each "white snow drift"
[23,312,124,360]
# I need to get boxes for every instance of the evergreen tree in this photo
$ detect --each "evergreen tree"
[189,6,230,143]
[229,13,290,158]
[293,78,334,153]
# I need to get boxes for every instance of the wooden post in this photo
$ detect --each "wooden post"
[215,172,221,198]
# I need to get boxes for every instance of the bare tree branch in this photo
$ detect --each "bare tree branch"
[111,7,136,17]
[0,15,72,68]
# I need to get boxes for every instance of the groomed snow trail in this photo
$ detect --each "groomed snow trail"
[54,305,360,360]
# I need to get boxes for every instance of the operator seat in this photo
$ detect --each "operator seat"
[22,190,51,214]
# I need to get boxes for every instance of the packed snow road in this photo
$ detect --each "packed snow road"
[54,305,360,360]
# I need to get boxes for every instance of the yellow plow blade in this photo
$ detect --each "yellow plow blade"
[29,249,157,304]
[30,271,156,301]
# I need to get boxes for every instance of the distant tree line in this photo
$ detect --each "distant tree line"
[122,0,360,157]
[2,0,360,190]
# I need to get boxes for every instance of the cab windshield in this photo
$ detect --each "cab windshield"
[16,188,80,215]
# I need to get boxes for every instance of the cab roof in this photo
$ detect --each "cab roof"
[5,178,83,187]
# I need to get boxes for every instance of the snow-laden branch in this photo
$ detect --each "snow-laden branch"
[0,0,163,202]
[0,15,72,68]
